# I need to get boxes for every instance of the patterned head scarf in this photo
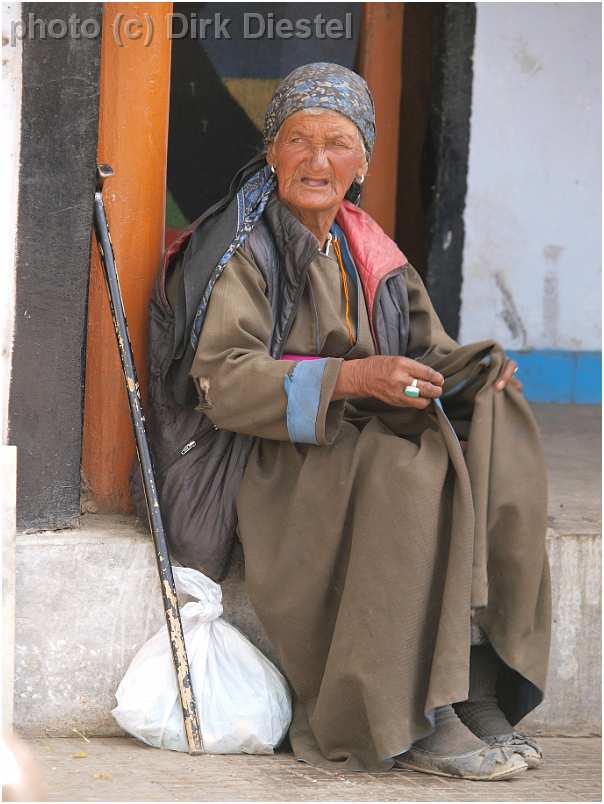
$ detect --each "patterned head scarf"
[264,62,376,159]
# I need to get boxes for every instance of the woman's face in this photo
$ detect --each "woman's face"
[267,109,368,214]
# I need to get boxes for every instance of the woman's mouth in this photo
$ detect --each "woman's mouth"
[300,177,329,188]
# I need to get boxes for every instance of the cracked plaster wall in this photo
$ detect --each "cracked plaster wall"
[460,3,601,351]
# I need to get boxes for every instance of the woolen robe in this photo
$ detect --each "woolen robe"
[188,205,551,773]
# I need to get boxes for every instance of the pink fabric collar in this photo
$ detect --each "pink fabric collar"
[335,201,407,333]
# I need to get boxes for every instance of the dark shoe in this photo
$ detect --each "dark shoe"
[483,732,543,769]
[394,743,528,781]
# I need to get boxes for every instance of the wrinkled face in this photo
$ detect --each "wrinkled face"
[267,109,368,213]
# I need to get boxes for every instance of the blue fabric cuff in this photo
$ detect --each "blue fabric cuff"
[283,358,329,444]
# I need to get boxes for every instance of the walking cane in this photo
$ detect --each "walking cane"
[92,164,203,755]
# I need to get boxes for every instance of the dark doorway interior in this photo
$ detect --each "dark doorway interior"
[396,3,475,340]
[396,2,438,279]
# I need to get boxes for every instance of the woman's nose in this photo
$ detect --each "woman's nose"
[308,145,328,169]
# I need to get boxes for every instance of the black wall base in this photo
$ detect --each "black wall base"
[9,3,102,530]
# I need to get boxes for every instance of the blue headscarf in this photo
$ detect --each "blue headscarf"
[264,62,376,158]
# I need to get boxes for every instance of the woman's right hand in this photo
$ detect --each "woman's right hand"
[333,356,444,409]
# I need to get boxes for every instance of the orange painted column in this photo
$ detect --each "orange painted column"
[82,3,173,512]
[358,3,405,237]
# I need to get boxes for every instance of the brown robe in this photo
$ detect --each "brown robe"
[190,228,551,773]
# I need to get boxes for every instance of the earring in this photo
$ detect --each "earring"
[270,164,276,174]
[356,174,365,184]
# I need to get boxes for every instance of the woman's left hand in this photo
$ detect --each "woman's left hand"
[495,357,523,392]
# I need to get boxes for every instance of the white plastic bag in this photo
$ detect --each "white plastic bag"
[112,566,292,753]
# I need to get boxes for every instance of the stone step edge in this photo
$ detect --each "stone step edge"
[16,516,602,546]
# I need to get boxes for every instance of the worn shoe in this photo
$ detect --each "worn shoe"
[394,743,528,781]
[483,732,543,769]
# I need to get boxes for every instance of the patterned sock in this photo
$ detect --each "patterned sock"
[453,644,514,739]
[413,704,485,754]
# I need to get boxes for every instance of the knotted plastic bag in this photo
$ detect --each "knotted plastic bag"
[112,566,292,753]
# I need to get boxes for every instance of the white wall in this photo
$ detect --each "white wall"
[460,3,601,351]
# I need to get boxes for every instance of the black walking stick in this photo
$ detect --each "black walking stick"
[92,164,203,755]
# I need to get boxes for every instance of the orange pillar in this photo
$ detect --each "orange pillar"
[358,3,404,237]
[82,3,172,512]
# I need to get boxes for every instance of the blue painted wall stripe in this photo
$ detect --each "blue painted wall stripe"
[507,350,601,404]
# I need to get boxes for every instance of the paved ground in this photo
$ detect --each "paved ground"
[25,736,601,802]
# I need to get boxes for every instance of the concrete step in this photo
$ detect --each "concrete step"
[539,404,600,538]
[524,405,601,734]
[13,405,601,736]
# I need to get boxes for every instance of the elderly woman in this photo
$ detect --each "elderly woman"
[147,63,550,779]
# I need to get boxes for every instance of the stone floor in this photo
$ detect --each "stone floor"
[25,736,602,802]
